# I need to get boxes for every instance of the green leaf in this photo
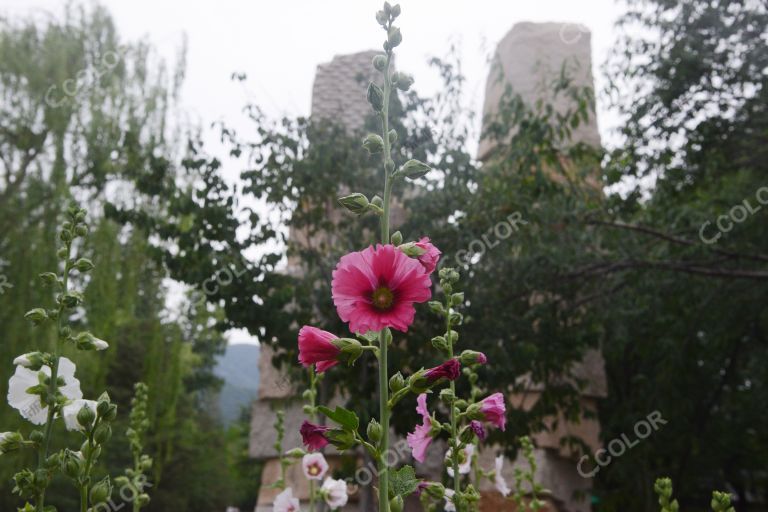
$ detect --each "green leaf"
[389,465,419,498]
[317,405,359,431]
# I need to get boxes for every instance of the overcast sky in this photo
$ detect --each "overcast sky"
[1,0,627,343]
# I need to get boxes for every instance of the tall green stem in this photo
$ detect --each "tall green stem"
[37,238,72,512]
[309,371,317,512]
[446,300,460,504]
[377,49,394,512]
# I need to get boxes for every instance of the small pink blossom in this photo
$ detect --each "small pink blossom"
[300,420,330,451]
[480,392,507,431]
[406,393,434,463]
[414,237,441,274]
[298,326,341,373]
[424,358,460,382]
[331,244,432,334]
[302,452,329,480]
[470,420,487,441]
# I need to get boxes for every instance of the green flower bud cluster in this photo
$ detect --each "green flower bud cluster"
[116,382,153,511]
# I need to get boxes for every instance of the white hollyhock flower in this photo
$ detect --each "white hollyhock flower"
[62,399,97,432]
[446,444,474,477]
[7,357,82,425]
[92,338,109,351]
[321,477,348,509]
[13,354,33,367]
[444,488,456,511]
[273,487,300,512]
[494,455,511,497]
[302,452,329,481]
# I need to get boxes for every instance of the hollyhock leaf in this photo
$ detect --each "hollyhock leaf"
[318,405,359,431]
[326,428,356,450]
[390,465,419,498]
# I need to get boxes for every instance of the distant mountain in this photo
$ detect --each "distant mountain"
[214,344,260,426]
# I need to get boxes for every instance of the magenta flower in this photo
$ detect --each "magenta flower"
[480,392,507,431]
[332,244,432,333]
[406,393,434,463]
[424,359,460,382]
[470,420,487,441]
[300,420,330,451]
[414,237,441,274]
[298,326,341,373]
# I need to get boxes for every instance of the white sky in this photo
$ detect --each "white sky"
[1,0,627,343]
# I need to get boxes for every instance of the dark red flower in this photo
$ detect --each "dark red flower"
[424,358,460,382]
[300,420,330,451]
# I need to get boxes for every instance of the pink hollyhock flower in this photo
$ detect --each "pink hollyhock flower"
[470,420,486,441]
[424,358,460,382]
[298,326,341,373]
[480,393,507,431]
[414,237,441,274]
[406,393,434,463]
[300,420,330,451]
[332,244,432,333]
[273,487,300,512]
[302,452,329,480]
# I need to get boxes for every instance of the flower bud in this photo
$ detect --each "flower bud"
[388,129,398,144]
[439,388,455,404]
[24,308,48,325]
[431,336,450,353]
[389,372,406,393]
[393,72,414,91]
[375,10,387,26]
[395,159,431,180]
[362,134,384,154]
[89,476,112,504]
[367,82,384,112]
[451,292,464,306]
[338,193,370,215]
[0,432,23,454]
[390,495,404,512]
[370,195,384,209]
[77,404,96,429]
[388,27,402,48]
[372,55,387,72]
[286,447,306,458]
[367,419,382,443]
[74,258,94,272]
[390,231,403,246]
[38,272,58,287]
[398,242,427,257]
[74,225,88,237]
[57,247,68,260]
[61,449,83,478]
[391,4,401,18]
[93,424,112,445]
[459,350,487,366]
[13,352,46,370]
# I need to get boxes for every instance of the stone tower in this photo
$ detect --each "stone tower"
[474,22,606,512]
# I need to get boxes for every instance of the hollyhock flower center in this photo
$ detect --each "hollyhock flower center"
[308,463,322,476]
[371,286,394,310]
